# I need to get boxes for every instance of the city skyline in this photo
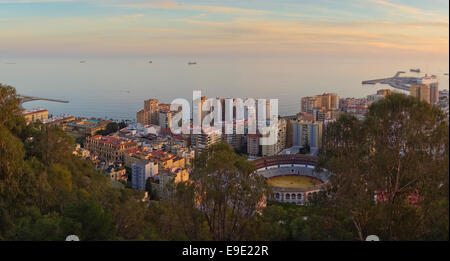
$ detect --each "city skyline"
[0,0,448,58]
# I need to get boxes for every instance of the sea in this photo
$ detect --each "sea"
[1,55,448,121]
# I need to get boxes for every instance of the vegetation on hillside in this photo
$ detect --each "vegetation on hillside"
[1,84,448,241]
[317,93,449,240]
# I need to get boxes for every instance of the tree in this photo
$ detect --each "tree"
[5,207,65,241]
[0,126,28,238]
[145,178,160,200]
[24,122,75,166]
[118,121,127,130]
[0,84,160,241]
[298,142,311,154]
[60,200,114,240]
[173,142,269,240]
[0,83,25,134]
[319,94,449,240]
[96,122,120,136]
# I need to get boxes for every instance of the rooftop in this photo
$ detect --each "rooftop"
[87,135,136,147]
[22,108,48,115]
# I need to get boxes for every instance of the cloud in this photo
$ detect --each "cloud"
[118,0,268,15]
[0,0,448,56]
[1,13,447,56]
[0,0,74,2]
[178,17,448,54]
[124,14,144,18]
[366,0,446,19]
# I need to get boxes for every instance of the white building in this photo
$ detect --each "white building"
[119,123,160,138]
[192,126,222,155]
[131,160,158,190]
[261,118,287,157]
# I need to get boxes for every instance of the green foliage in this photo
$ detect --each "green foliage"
[319,94,449,240]
[298,143,311,154]
[0,85,158,241]
[95,122,120,136]
[145,180,160,200]
[61,200,114,241]
[0,83,26,134]
[2,84,446,241]
[172,142,270,240]
[6,207,65,241]
[24,122,75,166]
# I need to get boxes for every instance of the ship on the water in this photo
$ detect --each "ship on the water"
[410,68,420,73]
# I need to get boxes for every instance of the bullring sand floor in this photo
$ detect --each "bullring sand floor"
[267,175,322,188]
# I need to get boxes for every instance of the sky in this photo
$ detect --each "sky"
[0,0,449,58]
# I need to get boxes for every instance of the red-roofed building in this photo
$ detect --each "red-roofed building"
[85,135,138,162]
[123,148,186,170]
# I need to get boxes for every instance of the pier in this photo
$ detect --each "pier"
[18,95,69,109]
[362,71,438,92]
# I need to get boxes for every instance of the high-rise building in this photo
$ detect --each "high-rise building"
[158,103,171,111]
[144,99,157,111]
[131,161,158,190]
[319,93,339,111]
[301,93,338,116]
[301,96,320,114]
[137,99,159,125]
[192,127,222,155]
[430,84,439,104]
[192,96,208,126]
[136,109,149,125]
[410,84,431,104]
[247,134,261,157]
[222,122,245,151]
[291,121,323,148]
[159,109,173,130]
[410,75,440,104]
[145,99,160,125]
[260,118,287,157]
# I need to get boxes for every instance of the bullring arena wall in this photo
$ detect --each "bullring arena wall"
[253,154,330,205]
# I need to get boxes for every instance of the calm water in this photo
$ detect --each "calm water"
[1,55,448,120]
